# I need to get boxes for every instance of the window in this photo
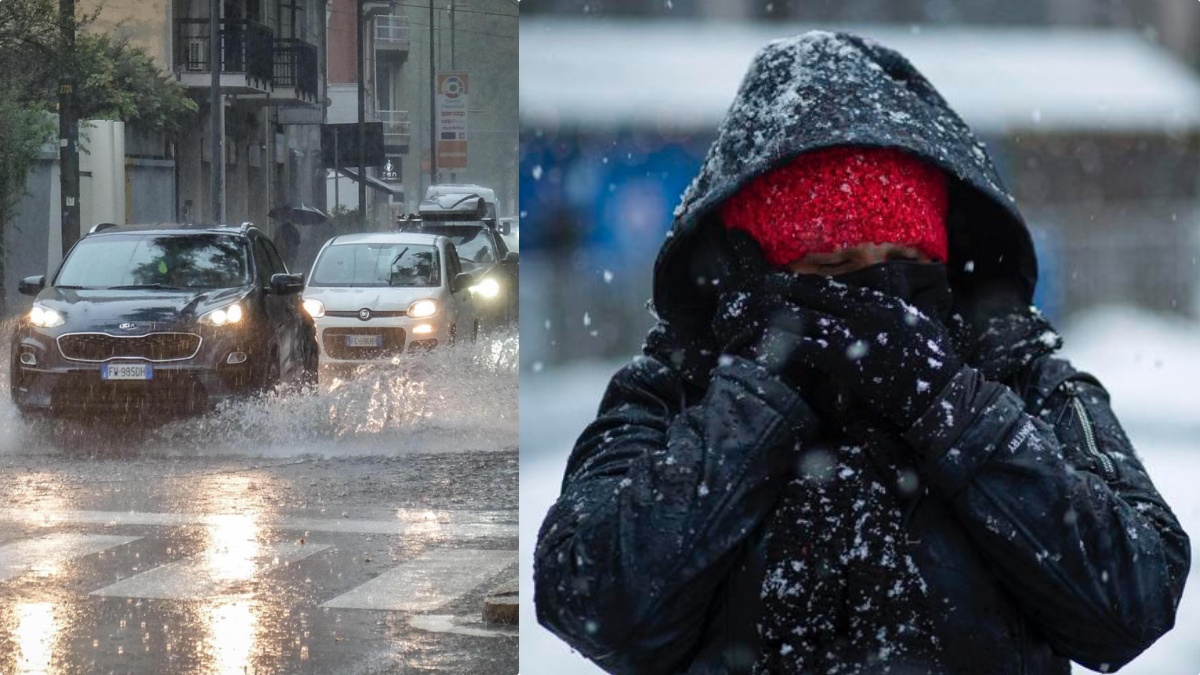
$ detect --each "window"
[309,243,442,288]
[56,234,250,289]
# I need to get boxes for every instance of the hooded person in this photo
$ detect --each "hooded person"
[533,30,1190,675]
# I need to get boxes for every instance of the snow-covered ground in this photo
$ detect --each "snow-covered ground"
[519,306,1200,674]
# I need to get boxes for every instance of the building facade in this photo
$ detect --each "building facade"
[325,0,519,222]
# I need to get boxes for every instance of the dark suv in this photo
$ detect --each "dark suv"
[398,194,519,328]
[11,223,319,419]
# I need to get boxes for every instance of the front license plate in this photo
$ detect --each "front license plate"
[345,335,383,348]
[102,362,153,381]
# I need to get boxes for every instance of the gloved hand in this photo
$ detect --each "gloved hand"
[781,274,963,428]
[711,231,822,386]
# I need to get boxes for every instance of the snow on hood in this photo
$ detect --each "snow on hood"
[652,30,1037,334]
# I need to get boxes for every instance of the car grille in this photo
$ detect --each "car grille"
[57,332,202,362]
[325,310,407,319]
[323,327,406,359]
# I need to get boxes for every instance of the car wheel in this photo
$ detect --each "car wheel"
[258,350,281,395]
[299,340,319,390]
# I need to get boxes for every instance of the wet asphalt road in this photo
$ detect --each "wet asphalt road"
[0,338,519,674]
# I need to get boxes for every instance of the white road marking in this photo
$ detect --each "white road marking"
[0,534,141,582]
[321,548,516,612]
[90,542,330,600]
[0,509,517,539]
[409,614,518,639]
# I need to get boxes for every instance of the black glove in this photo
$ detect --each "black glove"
[710,232,823,387]
[783,274,963,428]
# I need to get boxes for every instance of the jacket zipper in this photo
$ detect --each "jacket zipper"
[1072,395,1116,481]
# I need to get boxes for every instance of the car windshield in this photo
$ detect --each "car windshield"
[414,224,496,264]
[310,243,441,288]
[56,233,250,289]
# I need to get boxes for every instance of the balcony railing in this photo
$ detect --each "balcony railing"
[174,19,274,85]
[273,38,319,100]
[375,14,410,50]
[375,110,411,149]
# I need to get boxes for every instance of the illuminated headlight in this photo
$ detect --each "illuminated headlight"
[408,299,438,319]
[29,305,64,328]
[470,277,501,299]
[200,303,245,326]
[302,298,325,318]
[412,324,434,335]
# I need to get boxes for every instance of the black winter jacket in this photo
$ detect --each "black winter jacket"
[535,352,1189,673]
[534,29,1190,674]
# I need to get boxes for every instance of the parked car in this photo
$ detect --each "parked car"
[10,223,318,419]
[301,232,479,373]
[397,194,519,329]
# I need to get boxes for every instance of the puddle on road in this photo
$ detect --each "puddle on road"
[0,326,518,459]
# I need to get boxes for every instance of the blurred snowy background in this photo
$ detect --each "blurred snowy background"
[518,1,1200,672]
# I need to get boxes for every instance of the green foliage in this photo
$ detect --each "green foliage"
[72,33,198,132]
[0,96,54,227]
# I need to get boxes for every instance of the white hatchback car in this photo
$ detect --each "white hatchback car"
[301,232,479,367]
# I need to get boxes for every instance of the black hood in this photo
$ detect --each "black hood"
[652,30,1036,334]
[35,286,249,332]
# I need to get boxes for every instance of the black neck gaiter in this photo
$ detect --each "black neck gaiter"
[833,260,954,324]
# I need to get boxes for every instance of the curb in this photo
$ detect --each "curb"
[483,578,518,625]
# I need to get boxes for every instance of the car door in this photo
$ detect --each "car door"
[261,236,308,374]
[445,242,475,332]
[253,236,292,371]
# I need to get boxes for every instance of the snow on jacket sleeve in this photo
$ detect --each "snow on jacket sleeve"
[903,359,1191,672]
[534,353,817,674]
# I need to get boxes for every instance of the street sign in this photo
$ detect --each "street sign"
[436,72,468,170]
[321,123,386,169]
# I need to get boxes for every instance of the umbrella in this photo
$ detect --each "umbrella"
[268,203,329,225]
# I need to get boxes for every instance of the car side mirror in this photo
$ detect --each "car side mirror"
[270,273,305,295]
[503,251,519,265]
[499,222,511,236]
[452,272,474,293]
[18,275,45,296]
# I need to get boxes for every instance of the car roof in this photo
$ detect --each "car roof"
[327,232,447,247]
[86,222,257,237]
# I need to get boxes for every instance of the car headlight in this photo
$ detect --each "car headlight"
[470,277,501,299]
[302,298,325,318]
[29,305,64,328]
[408,299,438,319]
[200,303,245,326]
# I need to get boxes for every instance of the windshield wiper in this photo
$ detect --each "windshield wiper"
[107,283,188,290]
[55,285,89,290]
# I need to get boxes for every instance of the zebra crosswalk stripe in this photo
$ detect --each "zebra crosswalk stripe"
[89,541,331,600]
[321,548,515,612]
[0,533,141,583]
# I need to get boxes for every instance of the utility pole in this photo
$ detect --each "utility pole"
[210,0,224,223]
[59,0,80,258]
[449,0,455,182]
[357,0,367,219]
[428,0,437,186]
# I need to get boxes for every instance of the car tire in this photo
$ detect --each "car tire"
[299,341,319,390]
[257,350,281,395]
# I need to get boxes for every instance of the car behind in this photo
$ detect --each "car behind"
[301,232,478,373]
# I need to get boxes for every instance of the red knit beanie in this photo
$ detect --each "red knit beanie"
[719,146,949,268]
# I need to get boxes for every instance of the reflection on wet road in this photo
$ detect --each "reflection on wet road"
[0,336,518,674]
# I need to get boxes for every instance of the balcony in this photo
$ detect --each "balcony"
[272,38,319,105]
[375,14,410,54]
[174,19,274,95]
[375,110,411,153]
